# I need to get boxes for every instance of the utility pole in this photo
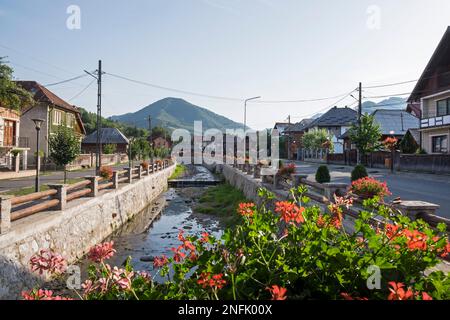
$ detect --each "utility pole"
[357,82,362,165]
[85,60,103,175]
[148,115,153,164]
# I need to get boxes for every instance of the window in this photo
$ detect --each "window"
[432,135,448,153]
[436,98,450,117]
[53,109,62,125]
[66,113,75,127]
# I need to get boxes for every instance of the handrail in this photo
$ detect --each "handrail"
[67,188,91,201]
[11,189,57,206]
[67,180,90,192]
[11,199,60,221]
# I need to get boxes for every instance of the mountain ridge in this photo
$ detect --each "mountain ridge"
[109,97,246,132]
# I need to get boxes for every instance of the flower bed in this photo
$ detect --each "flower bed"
[23,186,450,300]
[351,177,391,199]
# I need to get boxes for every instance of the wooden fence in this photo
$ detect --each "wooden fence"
[0,160,172,234]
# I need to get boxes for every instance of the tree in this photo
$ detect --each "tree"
[347,114,381,161]
[48,126,81,183]
[302,129,334,152]
[103,144,117,154]
[399,131,419,154]
[130,138,150,160]
[0,58,34,110]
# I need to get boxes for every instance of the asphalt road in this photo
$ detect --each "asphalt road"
[0,164,127,194]
[291,161,450,219]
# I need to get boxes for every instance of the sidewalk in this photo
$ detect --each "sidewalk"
[0,170,36,181]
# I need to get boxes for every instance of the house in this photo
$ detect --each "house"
[407,26,450,154]
[340,109,420,151]
[82,127,129,153]
[0,104,30,170]
[17,81,86,164]
[273,122,291,135]
[305,106,358,153]
[151,136,172,149]
[284,119,314,160]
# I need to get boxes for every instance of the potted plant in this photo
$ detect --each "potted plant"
[350,177,391,199]
[99,166,113,180]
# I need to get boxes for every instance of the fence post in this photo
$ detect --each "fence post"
[253,165,261,178]
[0,195,12,234]
[136,165,142,179]
[322,183,348,200]
[146,165,150,176]
[291,174,308,188]
[48,184,67,210]
[85,176,100,197]
[111,171,119,189]
[125,167,133,183]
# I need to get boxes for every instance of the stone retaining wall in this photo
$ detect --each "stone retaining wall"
[0,164,175,299]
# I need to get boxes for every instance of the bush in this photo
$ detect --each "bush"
[315,165,330,183]
[351,164,368,182]
[99,166,113,180]
[141,161,149,170]
[103,144,117,155]
[351,177,391,199]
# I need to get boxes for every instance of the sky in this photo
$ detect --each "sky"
[0,0,449,129]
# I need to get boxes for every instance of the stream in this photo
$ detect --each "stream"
[79,165,224,277]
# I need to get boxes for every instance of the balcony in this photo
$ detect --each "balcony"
[420,115,450,129]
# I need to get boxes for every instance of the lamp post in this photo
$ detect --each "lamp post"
[32,119,44,192]
[244,96,261,131]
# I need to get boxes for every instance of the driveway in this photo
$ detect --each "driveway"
[0,164,128,194]
[290,161,450,219]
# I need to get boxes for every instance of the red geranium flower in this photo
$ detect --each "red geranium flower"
[387,282,413,300]
[197,272,227,290]
[153,255,169,268]
[275,201,305,224]
[237,203,256,218]
[266,285,287,300]
[88,241,116,263]
[29,249,67,276]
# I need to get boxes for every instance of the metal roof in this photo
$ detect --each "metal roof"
[372,109,419,135]
[307,106,357,128]
[82,127,129,144]
[285,119,314,133]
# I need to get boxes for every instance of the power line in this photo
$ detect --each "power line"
[69,79,96,101]
[44,74,90,87]
[363,92,411,99]
[363,79,418,89]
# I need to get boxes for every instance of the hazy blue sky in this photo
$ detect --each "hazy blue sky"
[1,0,449,129]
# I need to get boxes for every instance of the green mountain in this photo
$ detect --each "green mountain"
[109,98,245,132]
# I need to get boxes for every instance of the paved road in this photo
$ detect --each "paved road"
[0,164,127,194]
[290,161,450,218]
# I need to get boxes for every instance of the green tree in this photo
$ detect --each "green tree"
[103,144,117,154]
[0,58,34,110]
[302,129,334,152]
[48,126,81,183]
[130,138,150,160]
[347,114,381,160]
[399,131,419,154]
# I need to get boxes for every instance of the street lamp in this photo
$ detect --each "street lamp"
[32,119,44,192]
[244,96,261,131]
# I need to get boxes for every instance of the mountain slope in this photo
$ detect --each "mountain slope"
[362,97,407,113]
[109,98,245,132]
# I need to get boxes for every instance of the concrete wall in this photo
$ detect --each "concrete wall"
[0,164,175,299]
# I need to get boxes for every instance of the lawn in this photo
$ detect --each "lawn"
[169,164,187,180]
[5,178,86,196]
[195,183,248,227]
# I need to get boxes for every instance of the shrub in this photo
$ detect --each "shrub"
[351,164,368,182]
[99,166,113,180]
[24,186,450,300]
[315,165,330,183]
[103,144,117,155]
[350,177,391,199]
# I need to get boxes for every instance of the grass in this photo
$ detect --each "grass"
[169,164,187,180]
[195,183,248,227]
[5,178,85,196]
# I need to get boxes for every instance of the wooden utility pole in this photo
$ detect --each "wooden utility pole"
[357,82,362,164]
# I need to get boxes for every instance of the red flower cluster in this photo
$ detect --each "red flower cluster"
[170,230,198,263]
[153,255,169,268]
[351,177,391,199]
[385,224,450,256]
[99,166,113,180]
[383,137,398,150]
[275,201,305,224]
[266,285,287,300]
[88,241,116,263]
[387,282,432,301]
[237,203,256,218]
[200,232,210,244]
[29,249,67,276]
[197,272,227,290]
[22,289,73,300]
